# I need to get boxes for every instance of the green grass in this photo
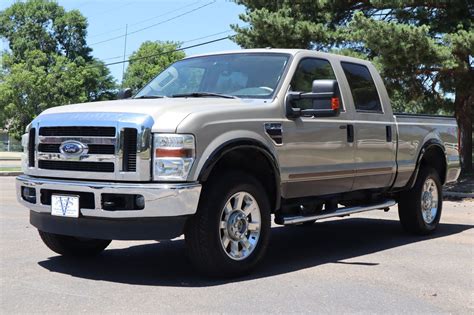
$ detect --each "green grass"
[0,167,21,172]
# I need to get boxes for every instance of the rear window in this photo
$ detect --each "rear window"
[341,62,382,112]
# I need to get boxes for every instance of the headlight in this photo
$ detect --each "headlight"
[153,134,195,181]
[21,133,29,148]
[21,132,29,170]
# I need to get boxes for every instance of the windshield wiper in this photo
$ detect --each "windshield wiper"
[171,92,238,99]
[134,95,166,99]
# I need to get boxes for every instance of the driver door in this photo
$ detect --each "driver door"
[279,57,355,198]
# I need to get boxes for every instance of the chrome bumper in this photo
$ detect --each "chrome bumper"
[16,175,201,218]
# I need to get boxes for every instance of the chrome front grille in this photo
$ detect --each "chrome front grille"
[38,160,115,172]
[122,128,137,172]
[24,112,153,181]
[39,126,116,137]
[37,126,117,173]
[38,143,115,154]
[38,127,117,156]
[28,128,36,168]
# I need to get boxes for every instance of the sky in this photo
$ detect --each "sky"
[0,0,246,84]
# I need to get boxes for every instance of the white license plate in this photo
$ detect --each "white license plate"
[51,195,79,218]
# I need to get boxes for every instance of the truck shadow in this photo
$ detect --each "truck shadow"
[37,217,472,287]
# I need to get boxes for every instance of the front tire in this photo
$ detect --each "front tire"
[398,167,442,235]
[185,171,271,277]
[38,230,111,256]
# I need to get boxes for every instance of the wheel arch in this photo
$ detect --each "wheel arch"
[407,139,447,189]
[198,138,281,211]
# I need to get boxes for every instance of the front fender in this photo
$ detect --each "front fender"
[189,129,278,181]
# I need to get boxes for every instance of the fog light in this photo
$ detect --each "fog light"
[21,186,36,204]
[135,195,145,209]
[101,193,144,211]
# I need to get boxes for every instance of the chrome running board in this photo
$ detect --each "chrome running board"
[281,199,397,225]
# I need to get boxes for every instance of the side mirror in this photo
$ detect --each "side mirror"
[117,88,132,99]
[286,80,340,118]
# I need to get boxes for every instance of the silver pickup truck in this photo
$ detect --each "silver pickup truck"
[16,49,460,277]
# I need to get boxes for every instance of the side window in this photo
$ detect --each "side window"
[290,58,337,110]
[341,62,382,112]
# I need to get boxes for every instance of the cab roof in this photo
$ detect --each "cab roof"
[185,48,372,66]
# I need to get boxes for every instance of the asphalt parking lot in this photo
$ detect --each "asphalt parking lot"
[1,176,472,314]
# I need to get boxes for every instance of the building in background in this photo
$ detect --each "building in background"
[0,130,21,152]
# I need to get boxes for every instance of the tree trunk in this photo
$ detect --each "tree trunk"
[454,89,473,174]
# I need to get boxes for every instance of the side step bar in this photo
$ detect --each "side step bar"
[281,199,397,225]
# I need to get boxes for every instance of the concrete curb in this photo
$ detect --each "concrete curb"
[0,171,22,176]
[443,191,474,199]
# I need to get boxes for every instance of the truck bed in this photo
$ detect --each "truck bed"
[393,113,459,188]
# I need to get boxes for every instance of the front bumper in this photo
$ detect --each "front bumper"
[16,175,201,240]
[30,211,188,240]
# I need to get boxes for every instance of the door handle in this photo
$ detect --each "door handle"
[347,124,354,143]
[386,125,392,142]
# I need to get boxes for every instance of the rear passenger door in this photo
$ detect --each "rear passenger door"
[340,62,396,190]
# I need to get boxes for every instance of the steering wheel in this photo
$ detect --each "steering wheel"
[258,86,274,92]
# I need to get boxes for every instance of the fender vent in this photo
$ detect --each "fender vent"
[122,128,137,172]
[264,123,283,144]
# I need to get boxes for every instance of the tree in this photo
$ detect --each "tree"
[231,0,473,172]
[0,0,115,138]
[123,41,185,93]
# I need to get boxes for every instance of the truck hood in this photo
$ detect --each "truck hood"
[37,98,268,132]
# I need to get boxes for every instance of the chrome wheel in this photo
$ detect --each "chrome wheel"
[421,178,439,224]
[219,191,261,261]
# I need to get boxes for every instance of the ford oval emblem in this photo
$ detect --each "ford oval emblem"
[59,140,88,157]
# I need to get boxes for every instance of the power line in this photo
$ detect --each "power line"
[105,35,234,67]
[87,2,135,19]
[88,0,202,39]
[121,24,128,87]
[100,29,233,62]
[180,29,233,44]
[129,0,202,27]
[89,1,216,46]
[90,35,235,69]
[75,1,95,10]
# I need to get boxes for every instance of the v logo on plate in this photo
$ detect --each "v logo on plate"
[59,197,71,216]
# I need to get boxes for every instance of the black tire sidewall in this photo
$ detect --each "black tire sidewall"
[188,171,271,276]
[399,167,443,234]
[415,168,443,232]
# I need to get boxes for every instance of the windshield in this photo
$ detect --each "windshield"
[134,53,290,99]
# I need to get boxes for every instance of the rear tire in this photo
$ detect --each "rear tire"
[185,171,271,277]
[398,167,442,235]
[38,230,111,256]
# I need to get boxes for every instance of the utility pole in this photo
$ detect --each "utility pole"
[121,24,128,88]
